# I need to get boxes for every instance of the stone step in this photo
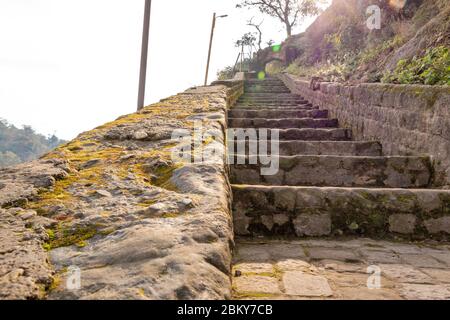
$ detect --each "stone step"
[231,141,383,156]
[237,101,309,104]
[245,87,291,93]
[230,155,432,188]
[228,109,329,119]
[232,185,450,238]
[245,80,285,85]
[238,99,308,104]
[241,93,303,98]
[244,84,288,87]
[228,128,352,141]
[238,97,306,102]
[234,105,314,110]
[244,83,286,88]
[228,118,339,129]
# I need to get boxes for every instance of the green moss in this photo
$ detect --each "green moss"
[137,199,157,207]
[47,275,61,292]
[46,229,55,241]
[45,224,98,250]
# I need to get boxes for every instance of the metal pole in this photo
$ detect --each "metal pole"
[204,13,216,86]
[240,44,244,72]
[233,52,241,73]
[137,0,152,111]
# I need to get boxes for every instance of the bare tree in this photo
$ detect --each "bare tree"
[247,17,264,51]
[237,0,323,38]
[235,32,258,57]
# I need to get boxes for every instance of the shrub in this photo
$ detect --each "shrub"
[217,66,235,80]
[382,46,450,85]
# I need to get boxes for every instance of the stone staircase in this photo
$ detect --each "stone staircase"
[229,78,450,239]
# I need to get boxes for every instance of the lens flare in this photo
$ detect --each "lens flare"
[272,44,282,53]
[389,0,407,10]
[257,71,266,80]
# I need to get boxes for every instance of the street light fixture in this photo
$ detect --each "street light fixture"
[204,13,228,86]
[137,0,152,111]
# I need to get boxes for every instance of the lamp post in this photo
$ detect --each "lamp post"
[137,0,152,111]
[204,13,228,86]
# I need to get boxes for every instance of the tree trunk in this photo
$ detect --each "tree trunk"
[286,23,292,38]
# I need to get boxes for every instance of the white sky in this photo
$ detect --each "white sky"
[0,0,329,140]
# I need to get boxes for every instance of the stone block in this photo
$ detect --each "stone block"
[388,214,417,234]
[424,217,450,234]
[234,276,281,295]
[282,271,333,297]
[293,214,331,237]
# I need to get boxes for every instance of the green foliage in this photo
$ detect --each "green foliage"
[382,46,450,85]
[359,36,405,65]
[217,66,235,80]
[0,119,66,168]
[265,60,284,75]
[278,0,449,83]
[235,32,257,49]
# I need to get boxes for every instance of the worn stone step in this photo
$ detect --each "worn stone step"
[235,105,313,109]
[245,80,285,85]
[240,94,298,97]
[228,118,339,129]
[237,101,308,104]
[245,87,291,93]
[228,128,352,141]
[244,83,286,88]
[228,109,329,119]
[232,185,450,239]
[230,155,432,188]
[241,93,303,98]
[231,141,383,156]
[238,97,307,102]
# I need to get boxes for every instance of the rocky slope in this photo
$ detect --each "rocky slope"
[0,82,243,300]
[257,0,449,83]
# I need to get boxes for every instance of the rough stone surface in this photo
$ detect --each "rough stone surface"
[283,272,333,297]
[293,214,331,237]
[233,239,450,300]
[389,214,417,234]
[231,155,432,188]
[424,217,450,234]
[234,276,281,296]
[0,208,54,299]
[0,79,244,300]
[233,185,450,239]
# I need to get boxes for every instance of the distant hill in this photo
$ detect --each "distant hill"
[0,119,66,168]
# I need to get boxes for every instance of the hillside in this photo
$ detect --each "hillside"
[260,0,450,84]
[0,120,66,168]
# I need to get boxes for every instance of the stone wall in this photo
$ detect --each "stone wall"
[279,73,450,187]
[0,78,244,300]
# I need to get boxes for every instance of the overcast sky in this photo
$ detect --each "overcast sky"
[0,0,329,140]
